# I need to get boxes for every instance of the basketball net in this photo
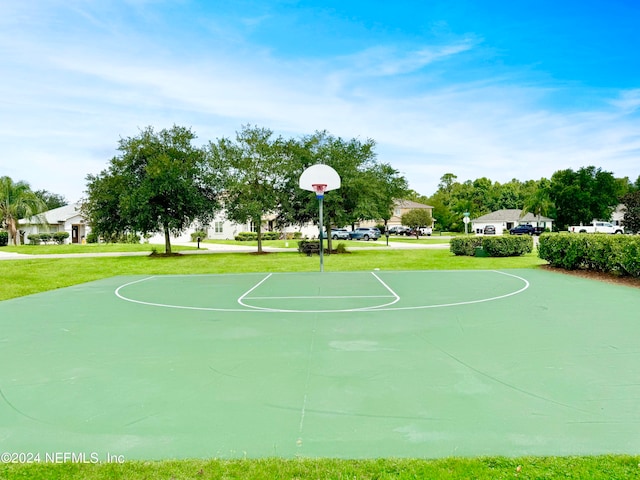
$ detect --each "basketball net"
[312,184,327,199]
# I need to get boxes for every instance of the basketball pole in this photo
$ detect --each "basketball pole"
[299,164,340,274]
[318,193,324,272]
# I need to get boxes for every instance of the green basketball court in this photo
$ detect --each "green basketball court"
[1,269,639,460]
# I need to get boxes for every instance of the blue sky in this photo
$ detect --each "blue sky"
[1,0,639,203]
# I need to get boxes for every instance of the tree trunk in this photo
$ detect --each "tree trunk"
[325,215,332,254]
[164,225,172,254]
[8,218,20,245]
[256,221,263,253]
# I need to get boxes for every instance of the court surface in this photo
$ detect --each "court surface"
[1,269,640,460]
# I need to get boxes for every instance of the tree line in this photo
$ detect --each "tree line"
[410,169,640,233]
[83,125,408,253]
[4,124,639,249]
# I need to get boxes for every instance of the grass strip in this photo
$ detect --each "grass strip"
[2,455,639,479]
[1,243,196,255]
[0,249,545,301]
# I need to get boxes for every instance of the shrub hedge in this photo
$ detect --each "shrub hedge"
[26,232,70,245]
[483,236,533,257]
[52,232,70,244]
[450,235,533,257]
[450,236,483,256]
[0,230,9,246]
[234,231,280,241]
[104,233,141,244]
[538,233,640,277]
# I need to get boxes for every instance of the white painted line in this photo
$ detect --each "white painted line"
[113,270,530,314]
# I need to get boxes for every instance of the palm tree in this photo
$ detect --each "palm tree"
[0,176,46,245]
[522,180,554,229]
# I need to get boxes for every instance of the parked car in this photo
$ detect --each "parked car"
[509,224,536,235]
[388,225,410,235]
[483,225,496,235]
[330,228,350,240]
[568,221,624,234]
[349,227,381,241]
[404,226,433,237]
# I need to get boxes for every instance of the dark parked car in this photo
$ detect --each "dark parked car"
[509,224,536,235]
[483,225,496,235]
[349,227,381,241]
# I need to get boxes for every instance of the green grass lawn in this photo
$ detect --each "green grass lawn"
[3,247,636,479]
[203,239,296,248]
[385,236,451,244]
[0,248,545,301]
[204,238,389,248]
[1,243,196,255]
[2,455,639,479]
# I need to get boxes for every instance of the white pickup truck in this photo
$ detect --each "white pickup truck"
[568,221,624,234]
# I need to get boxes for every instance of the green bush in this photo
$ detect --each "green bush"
[482,236,533,257]
[86,232,99,243]
[538,233,640,277]
[27,234,41,245]
[235,232,257,241]
[190,230,207,242]
[451,235,533,257]
[538,233,583,269]
[234,231,279,241]
[450,236,483,256]
[39,233,52,243]
[52,232,70,244]
[0,230,7,247]
[615,236,640,277]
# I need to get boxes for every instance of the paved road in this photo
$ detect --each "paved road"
[0,239,450,261]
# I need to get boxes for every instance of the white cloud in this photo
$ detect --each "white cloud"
[611,89,640,113]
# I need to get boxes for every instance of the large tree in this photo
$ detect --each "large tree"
[34,190,67,210]
[83,125,220,254]
[0,176,46,245]
[363,163,409,231]
[549,166,622,230]
[282,131,407,251]
[208,125,293,253]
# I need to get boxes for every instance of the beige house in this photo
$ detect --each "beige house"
[359,199,434,229]
[389,199,434,226]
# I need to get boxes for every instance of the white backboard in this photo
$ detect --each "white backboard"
[299,164,341,192]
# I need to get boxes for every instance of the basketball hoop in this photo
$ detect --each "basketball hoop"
[312,184,327,199]
[298,164,341,273]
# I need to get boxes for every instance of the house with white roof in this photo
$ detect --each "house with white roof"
[471,209,554,235]
[19,203,90,244]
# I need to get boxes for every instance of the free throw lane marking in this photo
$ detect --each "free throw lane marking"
[238,272,401,312]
